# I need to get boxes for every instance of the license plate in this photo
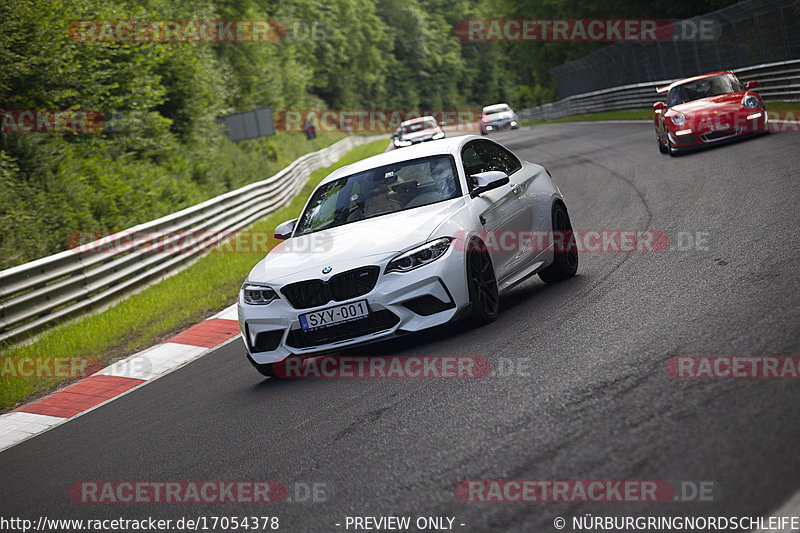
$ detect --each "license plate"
[709,123,730,131]
[299,300,370,330]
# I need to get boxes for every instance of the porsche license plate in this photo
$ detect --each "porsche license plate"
[299,300,369,330]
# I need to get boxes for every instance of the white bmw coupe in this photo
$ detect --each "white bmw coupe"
[238,135,578,376]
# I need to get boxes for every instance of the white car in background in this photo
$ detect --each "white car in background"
[238,135,577,376]
[392,116,445,148]
[480,103,519,134]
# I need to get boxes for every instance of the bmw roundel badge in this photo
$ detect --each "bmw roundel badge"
[322,266,332,274]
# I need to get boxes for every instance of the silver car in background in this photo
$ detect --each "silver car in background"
[480,103,519,135]
[392,116,446,148]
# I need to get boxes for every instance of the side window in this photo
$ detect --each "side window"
[461,140,522,191]
[461,143,484,178]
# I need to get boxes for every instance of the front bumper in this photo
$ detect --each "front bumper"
[668,111,768,150]
[238,245,470,364]
[482,119,519,132]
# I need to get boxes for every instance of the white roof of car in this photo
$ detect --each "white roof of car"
[400,116,438,127]
[482,103,512,112]
[319,135,478,186]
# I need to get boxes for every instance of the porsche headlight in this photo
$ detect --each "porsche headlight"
[743,95,759,109]
[242,283,278,305]
[386,238,452,274]
[432,131,445,139]
[670,112,687,127]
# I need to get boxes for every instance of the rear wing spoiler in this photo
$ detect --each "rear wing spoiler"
[656,85,670,94]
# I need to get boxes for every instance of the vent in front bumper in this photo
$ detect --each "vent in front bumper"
[700,128,741,143]
[252,330,283,352]
[281,266,380,309]
[286,310,399,348]
[245,323,284,353]
[402,295,455,316]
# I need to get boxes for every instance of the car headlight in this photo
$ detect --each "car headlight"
[432,131,445,139]
[386,238,452,274]
[242,283,278,305]
[743,95,759,109]
[670,112,686,126]
[394,139,412,147]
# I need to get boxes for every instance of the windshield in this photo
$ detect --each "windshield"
[484,105,511,115]
[294,155,461,236]
[668,74,744,106]
[402,119,437,133]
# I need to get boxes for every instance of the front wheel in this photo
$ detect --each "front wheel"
[667,135,678,157]
[657,128,668,154]
[466,240,499,324]
[539,203,579,283]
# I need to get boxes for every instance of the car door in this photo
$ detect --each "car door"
[461,139,534,281]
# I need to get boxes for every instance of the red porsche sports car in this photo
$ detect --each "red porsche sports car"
[653,71,768,155]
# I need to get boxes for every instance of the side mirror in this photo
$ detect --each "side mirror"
[746,80,760,90]
[274,218,297,240]
[653,101,666,111]
[470,171,510,198]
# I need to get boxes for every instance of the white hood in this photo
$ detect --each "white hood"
[249,198,465,284]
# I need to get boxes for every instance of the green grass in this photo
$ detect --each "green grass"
[520,101,800,126]
[0,138,389,411]
[766,101,800,111]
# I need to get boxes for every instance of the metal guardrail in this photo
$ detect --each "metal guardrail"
[521,59,800,122]
[0,135,382,344]
[549,0,800,98]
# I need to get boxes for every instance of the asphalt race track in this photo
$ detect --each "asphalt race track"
[2,123,799,532]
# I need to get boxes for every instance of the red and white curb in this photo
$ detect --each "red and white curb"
[0,305,240,453]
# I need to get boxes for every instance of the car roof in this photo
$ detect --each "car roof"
[483,103,511,112]
[318,135,482,186]
[400,116,437,126]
